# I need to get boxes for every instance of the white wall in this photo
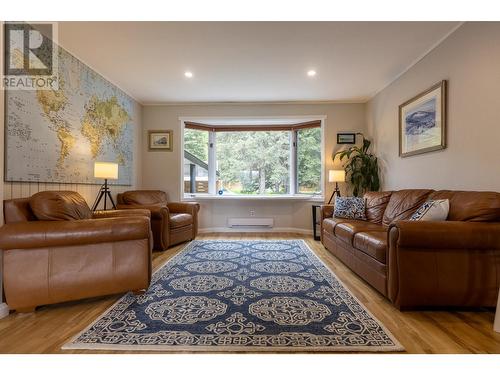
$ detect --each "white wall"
[142,103,366,232]
[366,22,500,191]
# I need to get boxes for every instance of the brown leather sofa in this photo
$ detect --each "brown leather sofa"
[117,190,200,251]
[0,191,152,313]
[321,189,500,309]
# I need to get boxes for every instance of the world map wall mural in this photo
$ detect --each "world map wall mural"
[5,46,134,185]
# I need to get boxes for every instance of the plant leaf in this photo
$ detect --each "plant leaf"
[335,133,379,196]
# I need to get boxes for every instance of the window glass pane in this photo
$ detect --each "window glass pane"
[297,127,322,194]
[216,131,290,195]
[184,129,209,193]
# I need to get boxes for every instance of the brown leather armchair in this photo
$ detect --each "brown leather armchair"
[117,190,200,251]
[0,191,152,313]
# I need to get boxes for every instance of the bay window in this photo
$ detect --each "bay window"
[182,119,323,198]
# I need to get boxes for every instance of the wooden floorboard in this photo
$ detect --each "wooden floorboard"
[0,232,499,354]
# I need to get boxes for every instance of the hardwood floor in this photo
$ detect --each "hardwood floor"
[0,232,499,354]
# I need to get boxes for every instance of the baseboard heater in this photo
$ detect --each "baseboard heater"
[227,217,274,228]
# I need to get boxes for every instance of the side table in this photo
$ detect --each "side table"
[312,204,321,241]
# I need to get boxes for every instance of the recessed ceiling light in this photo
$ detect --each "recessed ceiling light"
[184,71,193,78]
[307,70,317,77]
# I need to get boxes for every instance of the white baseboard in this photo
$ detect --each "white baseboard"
[198,227,313,235]
[0,303,9,319]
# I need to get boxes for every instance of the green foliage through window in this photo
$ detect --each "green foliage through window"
[297,128,321,193]
[217,131,290,195]
[184,129,208,162]
[183,126,322,196]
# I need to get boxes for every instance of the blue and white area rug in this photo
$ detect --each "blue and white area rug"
[63,240,403,352]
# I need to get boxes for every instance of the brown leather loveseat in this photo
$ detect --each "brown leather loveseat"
[0,191,153,313]
[117,190,200,251]
[321,189,500,309]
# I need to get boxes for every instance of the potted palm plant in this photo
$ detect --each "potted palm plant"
[333,133,380,197]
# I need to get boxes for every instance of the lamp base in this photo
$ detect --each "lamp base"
[91,179,116,211]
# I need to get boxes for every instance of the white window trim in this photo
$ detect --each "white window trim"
[208,131,216,195]
[179,115,326,201]
[289,130,297,195]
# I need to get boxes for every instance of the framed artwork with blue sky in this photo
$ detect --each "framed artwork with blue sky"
[399,80,447,157]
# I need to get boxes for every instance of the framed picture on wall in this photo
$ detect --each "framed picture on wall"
[148,130,173,151]
[399,80,447,157]
[337,132,356,144]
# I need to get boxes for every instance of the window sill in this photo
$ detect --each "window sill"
[183,194,325,202]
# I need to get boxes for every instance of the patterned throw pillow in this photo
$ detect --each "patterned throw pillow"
[334,196,366,220]
[410,199,449,221]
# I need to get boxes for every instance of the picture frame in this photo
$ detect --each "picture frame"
[337,132,356,144]
[399,80,447,157]
[148,130,173,151]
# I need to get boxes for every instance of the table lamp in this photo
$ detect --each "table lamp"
[91,162,118,211]
[328,169,345,204]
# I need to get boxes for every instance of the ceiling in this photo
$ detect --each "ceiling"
[58,22,461,104]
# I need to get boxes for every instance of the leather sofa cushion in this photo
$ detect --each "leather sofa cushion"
[323,218,335,234]
[334,220,386,245]
[428,190,500,222]
[322,217,351,234]
[122,190,168,206]
[382,189,433,226]
[169,213,193,228]
[353,231,387,263]
[30,191,92,221]
[364,191,392,224]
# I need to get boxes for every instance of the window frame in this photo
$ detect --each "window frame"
[180,116,325,201]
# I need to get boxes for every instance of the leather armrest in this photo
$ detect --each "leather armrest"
[388,220,500,309]
[93,209,151,219]
[148,206,170,220]
[116,204,169,220]
[0,216,151,250]
[167,202,200,215]
[320,204,334,221]
[389,221,500,250]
